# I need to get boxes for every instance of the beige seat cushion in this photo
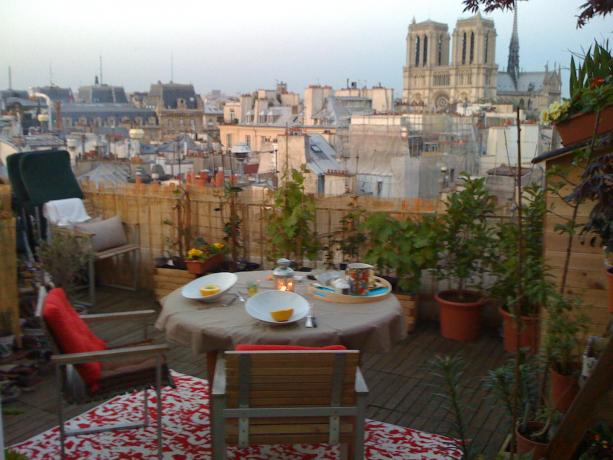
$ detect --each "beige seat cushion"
[76,216,128,252]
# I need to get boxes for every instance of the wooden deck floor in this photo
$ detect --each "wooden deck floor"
[5,287,510,457]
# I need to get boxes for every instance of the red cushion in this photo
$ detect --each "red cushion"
[235,344,347,351]
[43,288,107,391]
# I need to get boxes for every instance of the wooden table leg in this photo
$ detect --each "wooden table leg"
[207,351,218,388]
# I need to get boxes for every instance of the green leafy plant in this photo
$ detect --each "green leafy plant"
[492,184,549,316]
[37,231,93,294]
[265,166,320,265]
[334,196,367,264]
[544,294,590,376]
[5,450,29,460]
[430,354,477,459]
[435,174,497,298]
[363,213,439,294]
[542,41,613,124]
[219,183,244,271]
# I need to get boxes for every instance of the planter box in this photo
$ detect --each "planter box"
[153,267,196,302]
[555,105,613,146]
[396,294,418,333]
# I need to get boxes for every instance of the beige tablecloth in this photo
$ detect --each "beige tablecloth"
[155,270,406,354]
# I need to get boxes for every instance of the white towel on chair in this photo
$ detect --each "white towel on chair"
[43,198,91,226]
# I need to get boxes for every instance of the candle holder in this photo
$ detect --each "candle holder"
[273,258,295,292]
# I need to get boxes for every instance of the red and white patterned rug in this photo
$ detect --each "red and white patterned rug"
[12,372,462,459]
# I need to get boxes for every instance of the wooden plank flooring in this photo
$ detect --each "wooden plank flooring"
[5,287,509,457]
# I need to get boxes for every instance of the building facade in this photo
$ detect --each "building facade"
[145,82,205,139]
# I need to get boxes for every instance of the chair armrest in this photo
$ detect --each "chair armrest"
[80,310,156,324]
[212,353,227,397]
[355,367,369,395]
[51,344,169,365]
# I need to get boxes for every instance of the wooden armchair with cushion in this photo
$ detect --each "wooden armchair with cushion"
[211,345,369,459]
[37,286,172,460]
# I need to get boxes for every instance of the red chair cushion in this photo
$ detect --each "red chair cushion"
[43,288,107,391]
[235,344,347,351]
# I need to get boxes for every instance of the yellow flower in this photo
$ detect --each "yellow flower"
[187,248,204,259]
[213,242,224,250]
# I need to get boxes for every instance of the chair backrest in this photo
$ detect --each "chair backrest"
[6,152,31,210]
[19,150,82,206]
[223,349,360,446]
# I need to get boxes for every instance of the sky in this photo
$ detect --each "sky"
[0,0,610,97]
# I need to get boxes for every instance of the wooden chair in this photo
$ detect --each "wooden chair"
[211,349,368,459]
[36,286,172,460]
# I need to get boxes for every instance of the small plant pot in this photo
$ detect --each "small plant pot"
[607,266,613,314]
[515,422,549,459]
[554,104,613,146]
[435,290,485,342]
[499,307,540,354]
[550,368,579,412]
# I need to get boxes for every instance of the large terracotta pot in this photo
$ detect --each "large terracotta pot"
[555,104,613,146]
[607,267,613,314]
[435,290,485,342]
[516,422,549,459]
[550,368,579,412]
[499,307,540,354]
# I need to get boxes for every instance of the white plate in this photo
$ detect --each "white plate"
[181,272,238,302]
[245,290,309,325]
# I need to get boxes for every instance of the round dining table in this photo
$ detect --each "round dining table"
[155,270,407,380]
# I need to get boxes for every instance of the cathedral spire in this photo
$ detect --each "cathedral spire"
[507,3,520,88]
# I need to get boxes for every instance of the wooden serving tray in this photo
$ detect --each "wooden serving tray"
[308,276,392,303]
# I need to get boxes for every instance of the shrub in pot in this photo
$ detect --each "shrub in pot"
[184,238,226,275]
[493,184,548,353]
[363,213,439,332]
[434,174,496,341]
[544,294,590,412]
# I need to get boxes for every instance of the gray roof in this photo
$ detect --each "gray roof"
[61,104,156,121]
[33,86,74,103]
[496,72,548,93]
[306,134,344,176]
[78,163,130,185]
[78,85,128,103]
[149,83,199,109]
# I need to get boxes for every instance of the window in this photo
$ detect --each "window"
[470,32,475,63]
[226,134,232,147]
[376,180,383,197]
[317,175,325,194]
[484,32,489,63]
[245,135,251,146]
[462,32,467,64]
[437,36,443,65]
[423,35,428,66]
[415,36,420,67]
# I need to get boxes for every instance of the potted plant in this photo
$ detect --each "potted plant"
[541,41,613,146]
[484,353,551,458]
[434,174,496,342]
[185,238,226,275]
[493,184,548,353]
[334,196,367,268]
[543,294,590,412]
[37,230,93,295]
[265,166,320,267]
[364,212,439,332]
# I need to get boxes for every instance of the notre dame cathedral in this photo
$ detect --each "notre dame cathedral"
[402,8,561,113]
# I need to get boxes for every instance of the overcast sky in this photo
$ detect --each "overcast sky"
[0,0,610,97]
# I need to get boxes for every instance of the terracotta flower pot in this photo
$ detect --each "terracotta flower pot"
[550,368,579,412]
[516,422,549,459]
[555,104,613,146]
[185,253,224,275]
[435,290,485,342]
[499,307,540,354]
[607,267,613,314]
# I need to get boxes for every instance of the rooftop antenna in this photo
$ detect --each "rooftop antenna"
[170,52,174,83]
[99,55,103,85]
[49,62,53,85]
[8,66,12,90]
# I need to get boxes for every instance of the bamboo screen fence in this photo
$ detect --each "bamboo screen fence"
[81,181,440,289]
[0,185,20,339]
